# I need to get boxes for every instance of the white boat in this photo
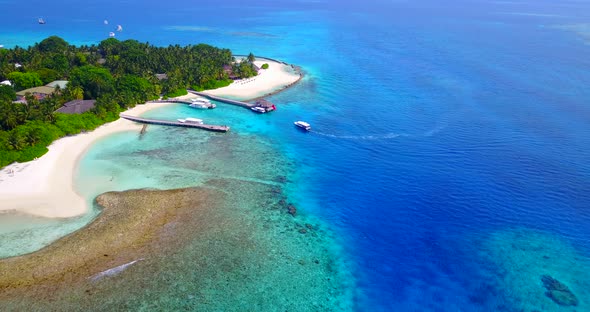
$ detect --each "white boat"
[104,20,109,25]
[38,18,46,25]
[294,121,311,131]
[251,107,266,113]
[109,32,115,37]
[189,102,209,109]
[185,117,203,124]
[116,25,123,32]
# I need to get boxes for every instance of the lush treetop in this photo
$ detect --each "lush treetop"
[38,36,69,54]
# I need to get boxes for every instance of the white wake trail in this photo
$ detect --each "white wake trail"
[89,258,144,282]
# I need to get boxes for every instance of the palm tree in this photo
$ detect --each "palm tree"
[7,131,24,150]
[25,128,41,146]
[247,52,255,63]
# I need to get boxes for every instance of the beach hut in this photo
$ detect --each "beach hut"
[155,73,168,81]
[223,65,239,80]
[254,99,276,112]
[55,100,97,114]
[15,86,55,101]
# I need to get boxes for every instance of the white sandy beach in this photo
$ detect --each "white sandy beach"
[203,58,301,100]
[0,103,170,218]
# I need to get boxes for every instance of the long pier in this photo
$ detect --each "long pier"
[187,90,254,108]
[120,114,230,132]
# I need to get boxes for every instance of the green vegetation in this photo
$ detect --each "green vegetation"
[163,88,188,98]
[192,78,232,91]
[232,59,258,78]
[6,72,43,91]
[70,65,115,99]
[0,85,15,102]
[261,63,269,69]
[0,36,259,168]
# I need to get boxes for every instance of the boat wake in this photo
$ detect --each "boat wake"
[310,131,410,140]
[309,107,464,141]
[310,123,449,140]
[89,258,144,282]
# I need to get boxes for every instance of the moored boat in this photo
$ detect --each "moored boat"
[38,18,46,24]
[294,121,311,131]
[189,98,215,109]
[251,107,267,113]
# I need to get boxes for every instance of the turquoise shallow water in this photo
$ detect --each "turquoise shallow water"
[2,0,590,310]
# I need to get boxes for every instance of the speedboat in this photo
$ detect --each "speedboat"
[251,107,266,113]
[38,18,46,25]
[294,121,311,131]
[116,25,123,32]
[109,32,115,37]
[189,98,213,108]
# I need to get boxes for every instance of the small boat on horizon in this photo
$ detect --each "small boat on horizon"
[38,18,46,25]
[294,121,311,131]
[109,32,115,38]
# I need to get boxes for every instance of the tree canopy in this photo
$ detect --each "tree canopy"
[69,65,115,99]
[38,36,69,54]
[0,85,16,102]
[6,72,43,91]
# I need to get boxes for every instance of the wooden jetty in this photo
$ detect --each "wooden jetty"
[187,90,276,113]
[148,99,216,109]
[187,90,253,108]
[120,114,230,132]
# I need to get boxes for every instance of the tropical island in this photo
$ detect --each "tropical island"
[0,36,302,218]
[0,36,268,167]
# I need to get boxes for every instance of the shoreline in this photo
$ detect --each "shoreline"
[0,57,302,219]
[0,103,170,218]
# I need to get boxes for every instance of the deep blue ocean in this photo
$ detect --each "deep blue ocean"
[2,0,590,310]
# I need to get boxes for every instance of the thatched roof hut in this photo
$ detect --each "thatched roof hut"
[55,100,96,114]
[254,99,276,111]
